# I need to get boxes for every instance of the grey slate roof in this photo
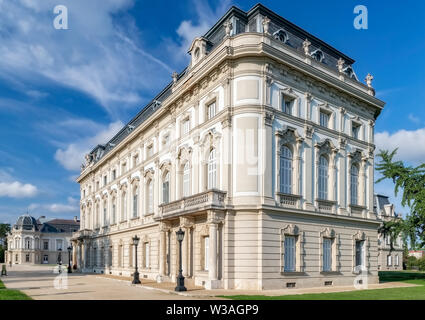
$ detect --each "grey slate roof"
[14,215,80,233]
[85,3,361,167]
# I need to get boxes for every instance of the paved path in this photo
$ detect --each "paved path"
[0,264,208,300]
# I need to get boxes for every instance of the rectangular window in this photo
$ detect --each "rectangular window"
[284,236,296,272]
[112,204,116,224]
[56,239,63,251]
[133,194,138,218]
[355,240,364,267]
[133,155,139,168]
[43,255,48,264]
[352,122,361,139]
[207,101,216,120]
[385,236,391,245]
[319,111,329,128]
[182,118,190,135]
[144,242,150,268]
[26,254,30,262]
[121,163,127,175]
[103,207,107,226]
[43,240,49,250]
[112,169,116,180]
[147,145,153,158]
[103,176,107,186]
[204,236,209,271]
[387,255,392,266]
[281,94,294,115]
[96,181,99,191]
[323,238,332,272]
[395,255,399,266]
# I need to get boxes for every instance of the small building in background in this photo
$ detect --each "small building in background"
[408,250,425,259]
[375,194,404,271]
[5,214,80,265]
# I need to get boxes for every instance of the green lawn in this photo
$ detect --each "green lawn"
[0,279,31,300]
[222,271,425,300]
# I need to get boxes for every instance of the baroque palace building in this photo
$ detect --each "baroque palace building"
[72,4,385,290]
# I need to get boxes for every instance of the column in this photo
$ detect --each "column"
[367,154,375,217]
[208,222,218,283]
[158,226,166,280]
[303,124,314,211]
[338,140,347,214]
[154,161,159,217]
[263,112,274,203]
[294,138,303,197]
[182,227,188,277]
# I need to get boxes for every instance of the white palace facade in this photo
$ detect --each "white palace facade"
[72,4,385,290]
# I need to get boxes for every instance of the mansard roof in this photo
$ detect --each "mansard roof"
[80,3,368,172]
[13,215,80,234]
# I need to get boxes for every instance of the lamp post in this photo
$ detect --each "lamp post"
[132,235,141,285]
[57,248,62,273]
[67,246,72,273]
[175,228,186,292]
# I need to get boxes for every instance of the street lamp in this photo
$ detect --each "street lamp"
[175,228,187,292]
[132,235,141,285]
[67,246,72,273]
[57,248,62,273]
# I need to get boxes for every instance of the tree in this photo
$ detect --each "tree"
[0,223,10,263]
[376,149,425,248]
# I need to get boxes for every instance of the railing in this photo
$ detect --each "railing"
[349,204,366,216]
[276,193,301,209]
[71,229,94,240]
[158,189,226,218]
[316,199,337,213]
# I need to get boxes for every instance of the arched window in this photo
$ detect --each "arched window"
[318,155,328,200]
[133,186,138,218]
[351,165,359,205]
[121,192,126,221]
[25,238,31,250]
[147,179,153,213]
[162,172,170,204]
[208,148,217,189]
[183,162,190,197]
[280,146,293,194]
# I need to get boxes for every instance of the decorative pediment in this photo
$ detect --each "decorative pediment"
[320,227,336,238]
[177,145,193,161]
[130,176,140,185]
[315,138,337,155]
[159,160,172,171]
[276,126,304,146]
[200,129,221,148]
[348,149,364,164]
[282,224,299,236]
[353,230,366,241]
[143,168,154,179]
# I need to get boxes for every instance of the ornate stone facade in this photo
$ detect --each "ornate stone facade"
[73,4,385,290]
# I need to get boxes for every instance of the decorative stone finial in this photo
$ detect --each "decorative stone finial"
[223,20,233,37]
[172,71,178,84]
[262,16,271,35]
[337,58,345,73]
[302,39,311,56]
[365,73,374,88]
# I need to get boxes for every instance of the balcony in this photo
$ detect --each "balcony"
[276,193,302,209]
[316,199,337,214]
[71,229,94,241]
[157,189,226,219]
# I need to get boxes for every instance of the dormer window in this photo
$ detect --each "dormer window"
[311,50,324,62]
[194,47,200,60]
[188,37,209,68]
[273,29,288,43]
[343,66,358,80]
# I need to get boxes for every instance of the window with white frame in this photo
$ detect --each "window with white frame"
[111,199,116,224]
[385,235,391,245]
[103,175,107,186]
[133,186,138,218]
[121,162,127,175]
[387,254,392,266]
[56,239,63,251]
[103,200,107,226]
[43,240,49,250]
[283,236,296,272]
[207,101,216,120]
[318,155,329,200]
[281,94,294,115]
[350,165,359,205]
[144,242,150,268]
[162,172,170,204]
[183,162,190,197]
[395,255,399,266]
[147,144,154,158]
[355,240,365,267]
[203,236,209,271]
[182,117,190,135]
[279,145,292,194]
[112,169,116,180]
[25,238,31,250]
[133,154,139,167]
[322,238,332,272]
[352,122,361,140]
[319,111,330,128]
[147,179,153,213]
[121,192,126,221]
[207,148,217,189]
[96,204,100,228]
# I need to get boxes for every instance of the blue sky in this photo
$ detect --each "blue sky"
[0,0,424,224]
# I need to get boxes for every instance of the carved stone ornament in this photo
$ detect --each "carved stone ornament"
[262,16,271,34]
[304,124,314,139]
[276,126,303,147]
[264,111,274,126]
[223,20,233,37]
[353,230,366,241]
[172,71,178,84]
[365,73,374,88]
[337,58,345,73]
[282,224,299,236]
[321,227,336,238]
[302,39,311,56]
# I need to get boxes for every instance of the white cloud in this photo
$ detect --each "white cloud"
[29,196,79,214]
[167,0,232,62]
[408,113,421,125]
[0,0,172,114]
[54,120,123,171]
[375,128,425,164]
[0,181,38,198]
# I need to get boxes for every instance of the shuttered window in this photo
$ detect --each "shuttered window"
[280,146,292,194]
[284,236,296,272]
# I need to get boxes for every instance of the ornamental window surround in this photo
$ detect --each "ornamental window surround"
[319,228,338,272]
[350,164,359,205]
[280,224,302,273]
[181,117,190,136]
[317,102,335,130]
[347,150,367,210]
[273,29,288,44]
[146,178,153,214]
[132,184,139,218]
[162,171,170,204]
[351,120,362,140]
[314,139,338,207]
[310,49,324,63]
[279,145,293,194]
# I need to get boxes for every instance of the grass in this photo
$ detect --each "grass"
[0,279,31,300]
[222,271,425,300]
